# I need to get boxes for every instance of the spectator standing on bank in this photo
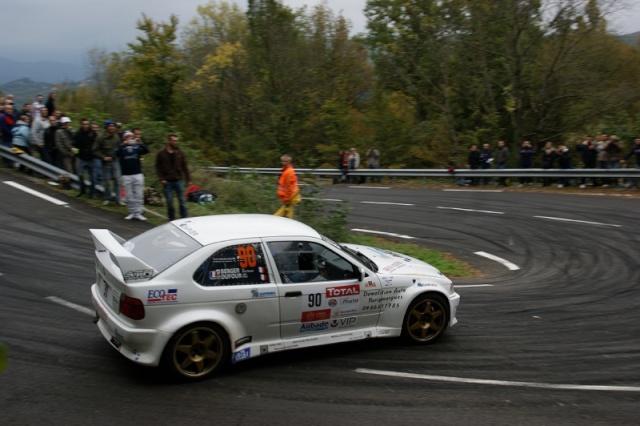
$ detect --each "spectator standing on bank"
[466,144,481,186]
[43,116,60,168]
[479,143,493,186]
[55,117,75,173]
[557,145,573,188]
[11,115,31,154]
[117,131,149,220]
[493,140,510,186]
[30,95,45,121]
[156,133,191,220]
[348,147,360,183]
[30,107,50,162]
[605,135,623,187]
[541,142,557,187]
[74,118,98,198]
[518,140,535,186]
[596,134,610,187]
[45,93,57,116]
[621,138,640,187]
[274,154,300,219]
[95,119,123,205]
[576,137,598,188]
[366,146,381,183]
[0,101,17,167]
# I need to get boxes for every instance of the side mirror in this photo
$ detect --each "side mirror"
[357,267,365,282]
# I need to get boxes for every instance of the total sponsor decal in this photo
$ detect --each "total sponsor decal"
[232,348,251,363]
[326,284,360,298]
[300,320,330,333]
[301,309,331,322]
[330,317,356,329]
[147,288,178,303]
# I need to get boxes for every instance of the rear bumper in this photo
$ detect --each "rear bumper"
[91,284,170,366]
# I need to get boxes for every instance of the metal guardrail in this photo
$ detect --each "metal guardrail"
[0,145,100,193]
[2,146,639,186]
[206,166,640,179]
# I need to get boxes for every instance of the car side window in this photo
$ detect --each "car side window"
[193,243,270,287]
[267,241,359,283]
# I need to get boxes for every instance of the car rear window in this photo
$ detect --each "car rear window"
[123,223,202,273]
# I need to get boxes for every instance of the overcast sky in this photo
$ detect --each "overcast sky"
[2,0,639,65]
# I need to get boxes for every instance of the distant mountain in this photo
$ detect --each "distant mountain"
[0,78,63,106]
[0,56,86,86]
[619,31,640,46]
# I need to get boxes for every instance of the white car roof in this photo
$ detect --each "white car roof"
[171,214,322,246]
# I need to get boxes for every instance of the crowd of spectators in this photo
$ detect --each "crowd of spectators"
[0,92,192,221]
[464,135,640,188]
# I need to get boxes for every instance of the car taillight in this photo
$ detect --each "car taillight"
[119,294,145,320]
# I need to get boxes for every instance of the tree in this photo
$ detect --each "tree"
[120,14,184,121]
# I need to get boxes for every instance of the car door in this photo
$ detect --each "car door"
[265,239,380,342]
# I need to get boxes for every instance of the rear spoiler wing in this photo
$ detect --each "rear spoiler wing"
[90,229,157,282]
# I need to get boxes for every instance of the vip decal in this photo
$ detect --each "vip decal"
[147,288,178,303]
[330,317,357,328]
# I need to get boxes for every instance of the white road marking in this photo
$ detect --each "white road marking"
[4,181,68,206]
[46,296,94,316]
[534,216,621,227]
[351,229,415,239]
[438,206,504,215]
[455,284,494,288]
[355,368,640,393]
[361,201,415,206]
[349,186,391,189]
[475,251,520,270]
[443,189,504,193]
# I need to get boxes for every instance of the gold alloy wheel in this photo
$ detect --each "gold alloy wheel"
[404,296,448,343]
[171,325,226,378]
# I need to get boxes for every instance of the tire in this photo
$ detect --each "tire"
[162,323,229,381]
[402,293,450,344]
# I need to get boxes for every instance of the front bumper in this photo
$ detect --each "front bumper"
[91,284,170,366]
[449,291,461,327]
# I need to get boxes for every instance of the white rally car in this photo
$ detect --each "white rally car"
[90,214,460,380]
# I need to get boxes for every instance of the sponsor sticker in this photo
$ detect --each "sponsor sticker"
[232,348,251,363]
[123,269,154,281]
[326,284,360,297]
[251,289,276,298]
[235,336,252,349]
[299,320,329,333]
[147,288,178,303]
[301,309,331,322]
[330,317,357,328]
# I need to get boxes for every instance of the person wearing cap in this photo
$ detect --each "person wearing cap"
[55,116,75,172]
[94,119,124,205]
[116,131,149,220]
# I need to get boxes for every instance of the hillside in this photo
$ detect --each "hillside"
[0,56,85,86]
[0,78,62,107]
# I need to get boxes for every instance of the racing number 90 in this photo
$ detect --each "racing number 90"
[308,293,322,307]
[237,245,257,268]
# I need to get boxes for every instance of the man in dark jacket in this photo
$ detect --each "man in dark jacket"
[74,118,98,197]
[493,140,510,186]
[518,140,535,186]
[156,133,192,220]
[117,131,149,220]
[94,119,123,205]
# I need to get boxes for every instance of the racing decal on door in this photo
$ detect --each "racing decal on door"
[299,284,361,322]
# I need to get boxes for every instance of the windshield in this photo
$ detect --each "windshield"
[123,223,202,273]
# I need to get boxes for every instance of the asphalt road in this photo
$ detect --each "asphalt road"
[1,172,639,425]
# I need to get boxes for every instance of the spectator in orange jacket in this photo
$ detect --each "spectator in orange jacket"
[274,154,300,219]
